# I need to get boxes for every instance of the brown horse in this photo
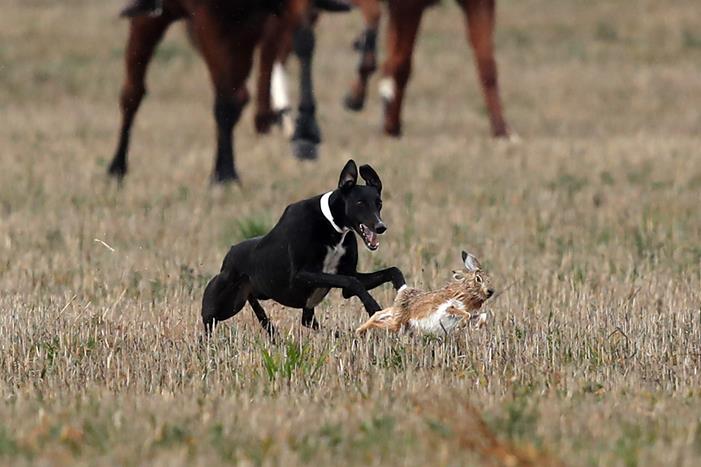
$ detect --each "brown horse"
[257,0,508,138]
[108,0,315,183]
[348,0,510,138]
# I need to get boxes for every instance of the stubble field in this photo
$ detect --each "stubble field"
[1,0,700,465]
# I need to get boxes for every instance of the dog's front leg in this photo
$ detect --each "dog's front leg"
[295,271,381,316]
[347,267,406,296]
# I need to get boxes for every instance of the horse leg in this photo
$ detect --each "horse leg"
[380,3,424,137]
[343,0,381,111]
[213,87,250,183]
[271,22,296,138]
[255,16,282,135]
[271,62,295,138]
[256,13,296,137]
[291,16,322,160]
[458,0,509,137]
[190,8,261,183]
[108,15,172,179]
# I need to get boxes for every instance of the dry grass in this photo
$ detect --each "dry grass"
[1,0,700,465]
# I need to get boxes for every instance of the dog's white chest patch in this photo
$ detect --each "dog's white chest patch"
[410,299,465,335]
[306,236,347,308]
[322,241,346,274]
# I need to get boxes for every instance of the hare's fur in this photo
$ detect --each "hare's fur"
[356,252,493,335]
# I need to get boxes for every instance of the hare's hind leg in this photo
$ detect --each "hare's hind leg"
[355,307,399,334]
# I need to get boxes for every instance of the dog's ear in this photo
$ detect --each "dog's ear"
[359,164,382,194]
[462,251,481,272]
[338,159,358,191]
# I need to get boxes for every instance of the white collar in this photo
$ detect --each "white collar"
[320,191,349,234]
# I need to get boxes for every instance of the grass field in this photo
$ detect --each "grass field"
[1,0,701,465]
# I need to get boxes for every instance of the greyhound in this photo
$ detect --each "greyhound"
[201,159,406,336]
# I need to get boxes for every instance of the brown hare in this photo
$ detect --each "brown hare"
[356,251,494,335]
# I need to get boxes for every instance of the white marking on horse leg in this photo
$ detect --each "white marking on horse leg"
[378,77,396,102]
[272,62,294,137]
[272,62,290,111]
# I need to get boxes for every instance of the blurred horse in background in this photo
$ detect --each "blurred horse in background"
[108,0,321,184]
[347,0,510,138]
[258,0,510,138]
[253,5,326,160]
[109,0,510,183]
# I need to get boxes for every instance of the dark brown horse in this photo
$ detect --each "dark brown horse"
[253,4,323,160]
[108,0,316,183]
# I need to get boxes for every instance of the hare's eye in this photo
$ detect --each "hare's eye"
[475,275,483,284]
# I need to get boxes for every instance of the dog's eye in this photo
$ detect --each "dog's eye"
[475,275,483,284]
[356,200,365,206]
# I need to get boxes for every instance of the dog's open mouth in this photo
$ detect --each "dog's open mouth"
[358,224,380,251]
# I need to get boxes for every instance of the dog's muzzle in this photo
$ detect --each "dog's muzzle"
[358,223,383,251]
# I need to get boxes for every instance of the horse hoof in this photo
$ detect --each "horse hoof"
[292,139,318,160]
[506,132,522,144]
[343,93,364,112]
[107,163,127,180]
[492,124,510,139]
[383,124,402,138]
[211,170,239,184]
[493,126,520,143]
[254,112,276,134]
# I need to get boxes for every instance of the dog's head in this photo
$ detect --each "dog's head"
[337,159,385,251]
[452,251,494,309]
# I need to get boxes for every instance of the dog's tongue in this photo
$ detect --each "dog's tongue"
[367,230,380,249]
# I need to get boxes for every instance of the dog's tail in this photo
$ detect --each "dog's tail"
[355,307,400,334]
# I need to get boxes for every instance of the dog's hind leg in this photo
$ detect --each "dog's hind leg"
[201,273,251,335]
[248,298,277,340]
[301,307,320,330]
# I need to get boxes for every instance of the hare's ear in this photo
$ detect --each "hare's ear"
[452,270,466,281]
[462,251,481,272]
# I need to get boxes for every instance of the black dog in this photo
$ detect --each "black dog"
[202,159,406,336]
